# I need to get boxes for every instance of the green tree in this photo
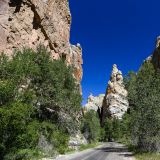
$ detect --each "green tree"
[0,47,82,159]
[104,118,113,142]
[119,113,131,142]
[112,118,121,140]
[127,62,160,152]
[81,110,101,143]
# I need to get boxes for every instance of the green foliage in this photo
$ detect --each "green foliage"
[126,62,160,152]
[104,118,113,141]
[40,121,69,154]
[0,47,82,159]
[81,110,101,143]
[124,71,137,108]
[103,118,122,142]
[0,102,39,159]
[119,113,131,143]
[99,128,105,142]
[112,118,121,140]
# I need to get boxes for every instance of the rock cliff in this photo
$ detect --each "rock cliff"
[0,0,82,88]
[101,64,129,123]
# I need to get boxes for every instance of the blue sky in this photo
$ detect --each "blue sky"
[69,0,160,105]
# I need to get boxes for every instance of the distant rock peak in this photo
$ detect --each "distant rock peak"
[84,94,105,113]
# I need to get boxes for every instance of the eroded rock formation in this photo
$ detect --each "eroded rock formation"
[101,64,129,123]
[0,0,83,88]
[84,94,105,113]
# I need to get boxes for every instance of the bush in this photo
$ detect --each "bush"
[40,121,69,154]
[0,102,40,159]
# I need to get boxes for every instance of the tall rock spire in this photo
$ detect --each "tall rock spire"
[101,64,129,123]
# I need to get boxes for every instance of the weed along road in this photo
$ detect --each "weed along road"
[55,142,135,160]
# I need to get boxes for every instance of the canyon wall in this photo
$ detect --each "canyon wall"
[0,0,83,88]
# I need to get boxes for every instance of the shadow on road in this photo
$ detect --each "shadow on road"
[96,146,128,152]
[95,144,134,158]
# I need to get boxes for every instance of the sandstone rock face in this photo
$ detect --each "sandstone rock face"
[84,94,105,113]
[102,64,129,122]
[0,0,82,86]
[0,0,8,51]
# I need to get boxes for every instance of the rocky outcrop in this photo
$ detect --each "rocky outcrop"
[84,94,105,113]
[101,64,129,123]
[69,132,87,150]
[0,0,83,87]
[151,36,160,69]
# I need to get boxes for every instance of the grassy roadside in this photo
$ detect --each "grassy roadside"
[129,146,160,160]
[118,138,160,160]
[135,153,160,160]
[79,142,100,151]
[64,142,100,155]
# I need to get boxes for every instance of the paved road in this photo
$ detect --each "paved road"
[55,142,135,160]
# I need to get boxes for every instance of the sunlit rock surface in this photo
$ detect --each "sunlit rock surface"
[0,0,83,88]
[84,94,105,112]
[101,64,129,122]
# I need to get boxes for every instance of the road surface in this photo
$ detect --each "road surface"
[55,142,135,160]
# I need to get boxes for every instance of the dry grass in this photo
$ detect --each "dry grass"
[135,153,160,160]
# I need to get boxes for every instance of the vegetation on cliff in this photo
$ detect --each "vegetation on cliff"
[0,47,82,159]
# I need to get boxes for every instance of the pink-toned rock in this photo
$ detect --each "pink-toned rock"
[0,0,83,88]
[0,0,8,52]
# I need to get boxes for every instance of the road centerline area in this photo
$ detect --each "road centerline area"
[55,142,135,160]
